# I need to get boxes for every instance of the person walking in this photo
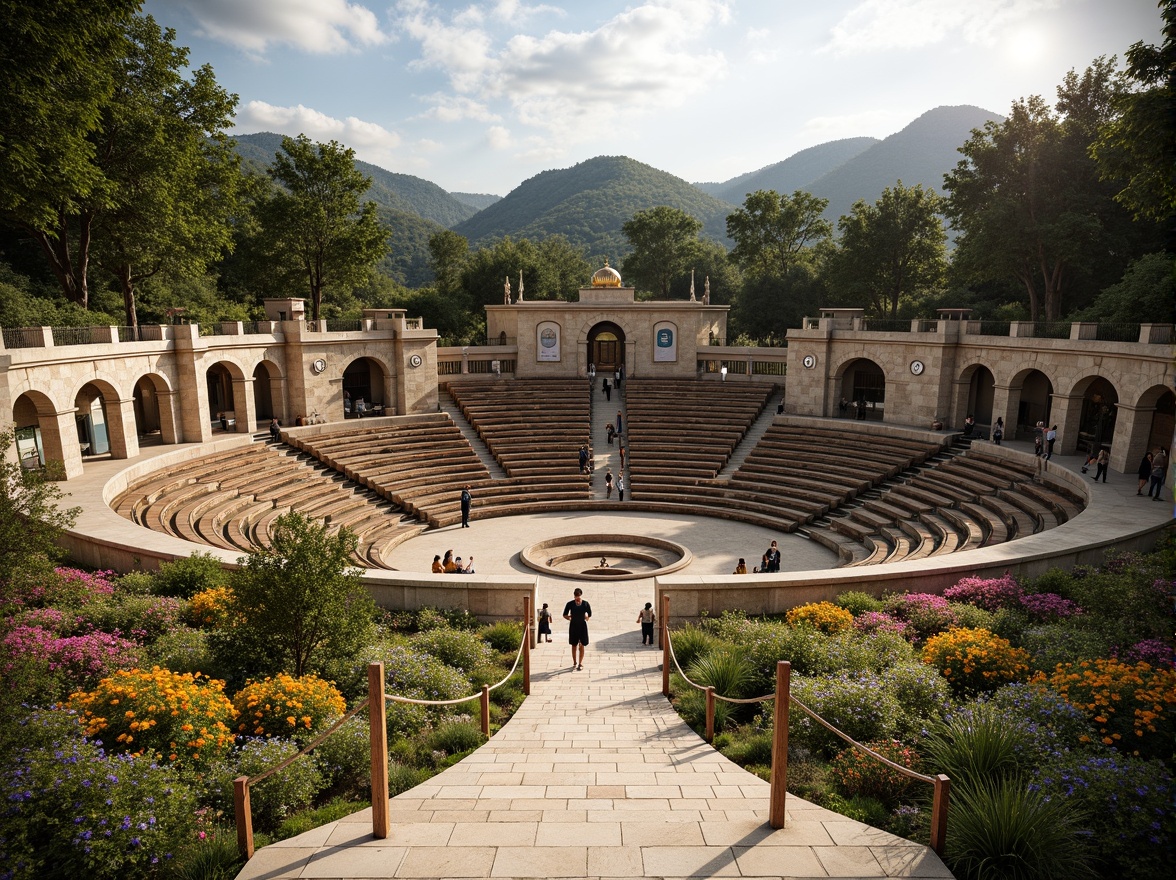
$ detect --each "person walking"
[614,368,621,390]
[616,410,623,434]
[460,485,473,527]
[563,588,591,670]
[579,445,590,474]
[619,445,626,468]
[1045,425,1058,460]
[1148,448,1168,500]
[1137,452,1153,495]
[1094,449,1109,483]
[992,417,1003,445]
[606,423,615,445]
[636,602,655,645]
[616,473,624,501]
[537,603,553,643]
[604,468,614,499]
[603,377,611,401]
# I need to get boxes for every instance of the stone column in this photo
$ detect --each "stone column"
[156,390,181,444]
[42,407,84,480]
[1050,393,1085,455]
[105,397,140,460]
[1110,403,1154,474]
[991,384,1018,440]
[231,377,256,433]
[171,324,212,443]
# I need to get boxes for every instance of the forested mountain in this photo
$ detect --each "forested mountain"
[696,137,879,204]
[451,155,735,259]
[804,106,1003,223]
[231,132,479,227]
[451,192,502,211]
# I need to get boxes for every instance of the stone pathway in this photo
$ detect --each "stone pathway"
[238,589,953,879]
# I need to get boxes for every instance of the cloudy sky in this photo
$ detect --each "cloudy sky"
[144,0,1164,195]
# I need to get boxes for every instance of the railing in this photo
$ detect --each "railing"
[1094,323,1142,342]
[326,319,363,332]
[974,320,1011,337]
[1030,321,1071,339]
[860,319,913,332]
[659,595,949,856]
[233,599,533,860]
[50,326,102,346]
[2,327,45,349]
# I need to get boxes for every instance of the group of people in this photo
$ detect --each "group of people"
[431,549,475,574]
[733,539,781,574]
[533,590,657,672]
[1033,422,1059,459]
[1139,448,1168,500]
[603,467,625,500]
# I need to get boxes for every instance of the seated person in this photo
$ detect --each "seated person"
[431,554,444,574]
[962,414,975,437]
[443,550,458,573]
[355,398,367,417]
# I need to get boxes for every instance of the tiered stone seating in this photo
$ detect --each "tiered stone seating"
[807,444,1085,565]
[112,444,419,568]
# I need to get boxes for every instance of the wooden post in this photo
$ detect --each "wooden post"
[233,776,253,859]
[768,661,790,829]
[705,686,715,743]
[480,685,491,736]
[368,663,389,840]
[523,595,532,696]
[930,774,950,856]
[661,594,671,697]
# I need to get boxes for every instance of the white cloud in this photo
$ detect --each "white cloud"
[800,109,903,139]
[486,125,512,149]
[823,0,1061,55]
[489,0,565,21]
[235,101,402,151]
[397,0,731,135]
[744,26,777,64]
[154,0,389,54]
[417,94,502,123]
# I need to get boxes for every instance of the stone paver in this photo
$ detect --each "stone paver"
[238,589,954,879]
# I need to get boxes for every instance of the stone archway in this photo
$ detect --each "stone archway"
[1076,376,1119,454]
[837,358,886,421]
[206,360,253,433]
[74,379,138,460]
[253,360,286,423]
[343,357,387,417]
[1012,369,1053,437]
[587,322,626,374]
[132,373,180,446]
[963,365,995,426]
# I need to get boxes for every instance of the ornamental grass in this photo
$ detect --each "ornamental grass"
[231,673,346,742]
[70,667,236,764]
[786,601,854,635]
[921,627,1030,696]
[1039,658,1176,760]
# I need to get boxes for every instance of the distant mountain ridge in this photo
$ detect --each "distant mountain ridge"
[696,137,879,204]
[451,155,735,259]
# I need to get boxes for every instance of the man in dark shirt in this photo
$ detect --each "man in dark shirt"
[563,588,592,671]
[460,485,472,527]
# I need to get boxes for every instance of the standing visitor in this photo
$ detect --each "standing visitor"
[616,411,623,434]
[1137,452,1153,495]
[992,417,1003,445]
[604,468,614,499]
[603,377,611,401]
[616,473,624,501]
[563,588,591,671]
[636,602,655,645]
[537,603,553,643]
[460,485,472,528]
[1148,448,1168,500]
[1094,449,1109,483]
[1045,425,1058,460]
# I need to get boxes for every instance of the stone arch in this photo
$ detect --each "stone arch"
[74,378,138,460]
[252,359,286,424]
[586,321,626,374]
[11,390,66,472]
[1111,383,1176,473]
[834,357,886,421]
[132,372,180,446]
[957,362,996,428]
[1007,367,1054,440]
[206,359,250,433]
[342,356,389,418]
[1068,374,1120,454]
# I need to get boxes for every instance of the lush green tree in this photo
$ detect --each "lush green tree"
[725,190,832,279]
[1075,252,1175,324]
[428,229,469,299]
[458,235,592,315]
[0,0,141,307]
[1091,2,1176,224]
[0,430,80,602]
[944,60,1143,321]
[621,206,702,297]
[830,182,948,319]
[665,239,742,308]
[254,136,388,320]
[90,16,240,329]
[730,262,825,343]
[219,512,376,679]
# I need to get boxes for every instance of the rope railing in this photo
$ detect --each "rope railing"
[659,595,949,856]
[234,596,534,861]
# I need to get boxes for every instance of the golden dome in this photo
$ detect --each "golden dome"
[591,260,622,288]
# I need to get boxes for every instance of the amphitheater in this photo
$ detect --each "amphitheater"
[2,267,1173,879]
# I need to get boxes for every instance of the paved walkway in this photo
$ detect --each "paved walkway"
[238,576,953,879]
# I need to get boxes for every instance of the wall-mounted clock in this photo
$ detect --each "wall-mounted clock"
[408,354,423,368]
[910,360,925,375]
[311,358,327,374]
[802,354,816,369]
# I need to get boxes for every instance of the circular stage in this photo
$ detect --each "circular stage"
[520,534,692,580]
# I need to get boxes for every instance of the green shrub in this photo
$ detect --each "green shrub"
[667,624,720,670]
[883,662,952,737]
[948,602,996,631]
[685,650,755,698]
[425,720,484,756]
[822,630,915,675]
[168,828,243,880]
[741,622,831,690]
[76,595,188,643]
[144,626,214,676]
[1017,623,1114,671]
[985,683,1094,755]
[819,792,891,828]
[388,761,430,796]
[414,606,479,632]
[835,590,884,616]
[674,684,739,733]
[410,628,493,673]
[312,716,372,793]
[789,672,902,756]
[716,726,774,766]
[208,738,324,832]
[946,777,1095,880]
[921,703,1032,790]
[480,621,523,653]
[113,571,157,597]
[153,552,226,598]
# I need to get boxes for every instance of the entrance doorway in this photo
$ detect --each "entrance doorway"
[588,322,626,373]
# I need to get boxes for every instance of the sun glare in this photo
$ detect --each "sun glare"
[1004,25,1049,67]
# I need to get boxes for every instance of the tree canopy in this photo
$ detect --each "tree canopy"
[725,190,832,279]
[621,206,703,298]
